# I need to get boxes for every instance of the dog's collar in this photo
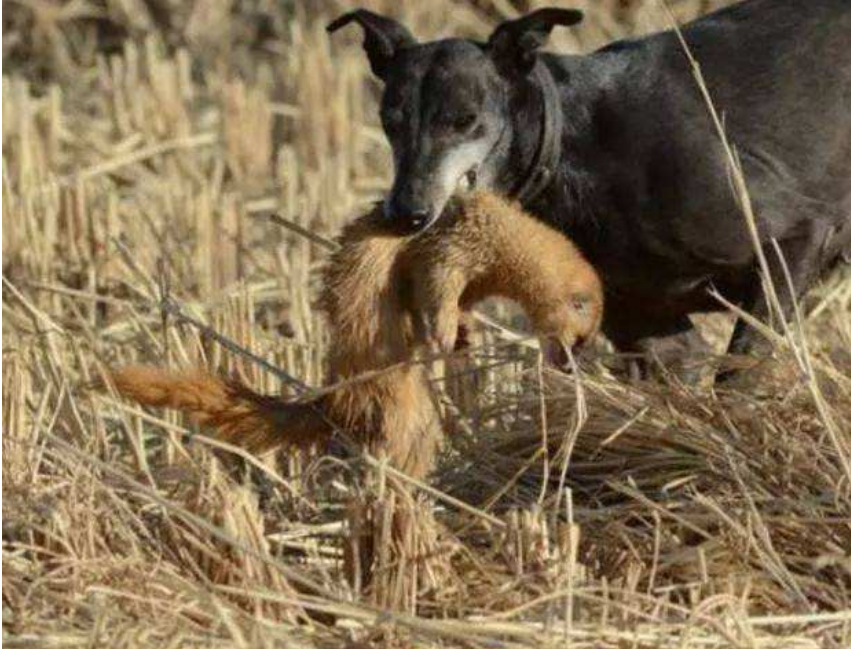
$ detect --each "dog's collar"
[511,60,563,205]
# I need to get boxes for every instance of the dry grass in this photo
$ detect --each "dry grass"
[3,1,851,647]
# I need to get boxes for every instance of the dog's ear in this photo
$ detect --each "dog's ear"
[486,8,583,75]
[327,10,416,80]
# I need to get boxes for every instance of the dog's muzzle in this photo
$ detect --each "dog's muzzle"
[383,197,436,233]
[385,166,480,233]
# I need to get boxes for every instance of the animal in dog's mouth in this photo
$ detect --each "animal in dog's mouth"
[402,191,602,370]
[109,191,602,478]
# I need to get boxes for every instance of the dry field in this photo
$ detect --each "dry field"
[3,1,851,647]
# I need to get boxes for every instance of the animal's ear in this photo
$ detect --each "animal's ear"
[486,8,583,75]
[327,10,416,80]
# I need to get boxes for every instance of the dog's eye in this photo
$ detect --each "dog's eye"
[436,110,477,133]
[451,113,477,132]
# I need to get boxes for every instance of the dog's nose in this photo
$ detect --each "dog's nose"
[383,198,434,233]
[408,209,432,231]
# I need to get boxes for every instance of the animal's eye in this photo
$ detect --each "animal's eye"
[436,110,477,133]
[571,294,591,313]
[451,112,477,132]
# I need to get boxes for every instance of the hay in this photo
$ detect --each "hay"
[344,472,459,614]
[3,1,850,647]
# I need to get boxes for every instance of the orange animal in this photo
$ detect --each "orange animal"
[405,192,602,365]
[111,192,602,479]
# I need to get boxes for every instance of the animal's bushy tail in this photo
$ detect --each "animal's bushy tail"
[109,366,331,454]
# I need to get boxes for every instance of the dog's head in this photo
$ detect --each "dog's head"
[328,8,583,232]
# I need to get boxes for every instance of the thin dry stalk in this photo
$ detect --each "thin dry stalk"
[3,1,849,647]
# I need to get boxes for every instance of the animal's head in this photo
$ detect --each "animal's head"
[530,275,603,370]
[327,8,583,232]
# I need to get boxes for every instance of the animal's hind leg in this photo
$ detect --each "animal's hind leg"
[605,312,712,384]
[723,224,828,372]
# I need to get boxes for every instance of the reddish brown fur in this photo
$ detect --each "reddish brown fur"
[109,366,322,454]
[314,211,442,477]
[403,192,603,358]
[110,192,603,479]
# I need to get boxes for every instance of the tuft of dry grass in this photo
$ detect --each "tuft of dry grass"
[3,1,850,647]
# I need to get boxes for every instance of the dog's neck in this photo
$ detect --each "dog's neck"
[506,51,631,253]
[496,69,549,198]
[507,60,564,204]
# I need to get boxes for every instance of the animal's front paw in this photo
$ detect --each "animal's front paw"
[421,306,460,355]
[454,320,470,351]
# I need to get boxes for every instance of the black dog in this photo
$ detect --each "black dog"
[328,0,851,379]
